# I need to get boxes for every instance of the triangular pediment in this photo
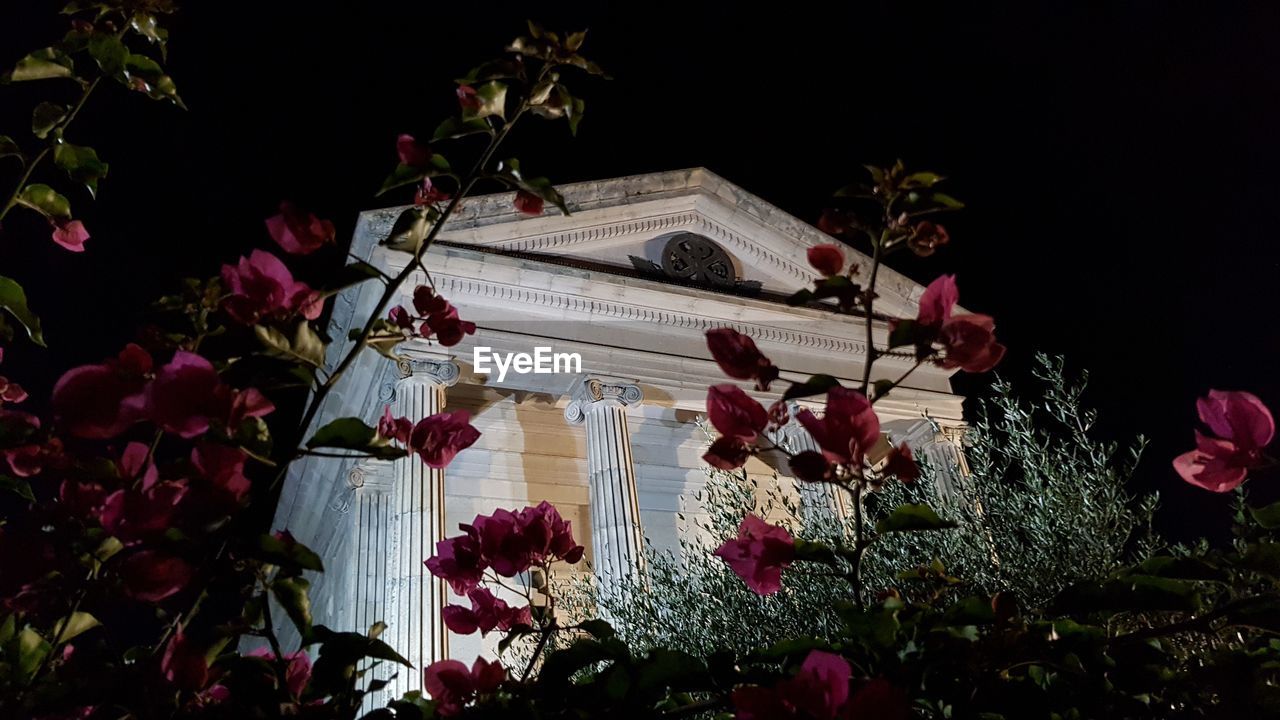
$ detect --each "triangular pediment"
[354,168,930,317]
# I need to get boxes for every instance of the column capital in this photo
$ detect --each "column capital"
[564,377,643,424]
[395,354,460,387]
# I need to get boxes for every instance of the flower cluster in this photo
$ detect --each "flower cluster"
[378,406,480,468]
[442,587,533,635]
[714,514,796,595]
[52,347,273,440]
[1174,389,1274,492]
[265,201,336,255]
[732,650,908,720]
[387,285,477,347]
[423,657,506,717]
[706,327,780,391]
[220,249,324,325]
[426,501,585,594]
[897,274,1006,373]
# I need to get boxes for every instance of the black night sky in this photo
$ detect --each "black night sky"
[2,1,1278,541]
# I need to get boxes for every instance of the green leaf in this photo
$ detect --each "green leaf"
[378,155,450,196]
[308,624,411,666]
[901,171,944,188]
[792,537,840,565]
[50,611,100,643]
[255,320,326,368]
[782,374,840,401]
[888,318,923,349]
[930,192,965,210]
[0,136,24,165]
[54,144,109,197]
[318,261,383,296]
[875,503,957,534]
[129,13,169,56]
[578,619,615,640]
[305,417,407,461]
[5,48,76,82]
[0,276,45,346]
[31,102,69,140]
[785,288,815,306]
[271,577,313,636]
[463,80,508,121]
[16,627,49,678]
[257,533,325,573]
[942,596,996,626]
[1250,500,1280,530]
[431,116,492,142]
[16,183,71,219]
[121,53,184,108]
[1136,555,1227,582]
[0,475,34,502]
[88,34,127,75]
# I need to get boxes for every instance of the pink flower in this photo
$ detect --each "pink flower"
[378,406,413,445]
[388,304,415,330]
[220,249,323,325]
[396,133,433,167]
[514,190,544,216]
[714,514,795,595]
[51,219,89,252]
[908,220,949,257]
[1174,390,1275,492]
[706,328,780,391]
[795,387,880,465]
[844,677,911,720]
[937,315,1006,373]
[731,650,851,720]
[424,657,505,716]
[413,286,450,316]
[911,275,1005,373]
[162,629,209,690]
[426,528,486,594]
[415,178,451,206]
[191,442,251,508]
[0,375,27,404]
[456,85,481,111]
[131,351,221,438]
[703,436,752,470]
[917,274,959,328]
[807,244,846,277]
[409,410,480,468]
[517,501,585,566]
[426,306,477,347]
[120,550,193,602]
[441,587,533,635]
[100,480,188,543]
[265,202,335,255]
[471,508,531,577]
[707,384,768,442]
[881,443,919,483]
[789,450,832,484]
[52,343,152,439]
[248,647,313,698]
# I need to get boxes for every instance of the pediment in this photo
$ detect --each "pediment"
[353,168,929,318]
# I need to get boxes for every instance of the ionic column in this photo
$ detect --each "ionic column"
[564,378,646,590]
[386,353,459,697]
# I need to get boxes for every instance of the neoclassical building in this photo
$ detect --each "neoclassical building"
[272,168,968,697]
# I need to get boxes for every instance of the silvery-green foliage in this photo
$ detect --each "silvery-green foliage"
[571,356,1155,660]
[864,354,1158,607]
[558,459,851,659]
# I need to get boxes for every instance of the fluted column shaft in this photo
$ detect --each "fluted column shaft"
[565,378,646,591]
[386,355,458,697]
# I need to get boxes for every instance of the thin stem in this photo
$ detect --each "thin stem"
[851,482,866,610]
[274,68,548,494]
[872,358,925,404]
[858,230,887,396]
[520,627,553,683]
[1,76,102,223]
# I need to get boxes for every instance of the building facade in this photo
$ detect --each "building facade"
[272,168,967,696]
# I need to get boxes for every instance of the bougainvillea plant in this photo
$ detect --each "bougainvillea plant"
[2,4,1279,720]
